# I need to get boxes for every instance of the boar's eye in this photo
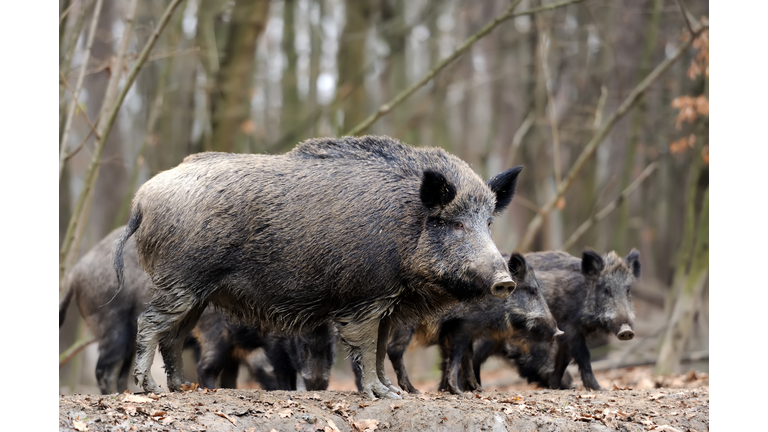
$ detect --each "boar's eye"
[487,219,493,228]
[452,221,464,230]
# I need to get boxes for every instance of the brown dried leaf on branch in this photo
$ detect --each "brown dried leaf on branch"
[671,96,708,128]
[669,134,696,154]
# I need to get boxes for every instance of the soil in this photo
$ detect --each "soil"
[59,367,709,432]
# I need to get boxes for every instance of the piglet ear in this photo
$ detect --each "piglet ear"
[581,249,604,278]
[420,170,457,209]
[625,249,641,279]
[507,252,528,280]
[487,166,523,214]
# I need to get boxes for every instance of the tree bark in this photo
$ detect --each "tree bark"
[338,0,370,135]
[209,0,270,152]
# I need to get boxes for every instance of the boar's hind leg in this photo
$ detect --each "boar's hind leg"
[460,345,482,392]
[337,320,401,400]
[134,290,204,393]
[95,323,136,394]
[437,323,471,395]
[548,344,571,390]
[386,325,419,393]
[376,318,401,394]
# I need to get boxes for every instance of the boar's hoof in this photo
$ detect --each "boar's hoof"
[617,324,635,341]
[491,278,516,298]
[136,373,164,394]
[364,380,402,400]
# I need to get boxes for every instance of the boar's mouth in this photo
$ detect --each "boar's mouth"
[491,276,516,298]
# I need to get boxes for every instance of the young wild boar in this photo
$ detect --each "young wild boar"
[354,253,562,395]
[485,249,641,391]
[192,309,337,390]
[59,227,154,394]
[114,135,522,399]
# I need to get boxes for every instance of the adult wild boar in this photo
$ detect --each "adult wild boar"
[114,135,523,399]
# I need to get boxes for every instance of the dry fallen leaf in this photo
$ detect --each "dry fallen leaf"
[124,394,154,404]
[650,426,684,432]
[279,408,294,418]
[353,419,379,432]
[612,383,631,390]
[122,403,137,416]
[649,393,666,401]
[325,419,341,432]
[578,394,596,399]
[72,420,88,431]
[215,411,237,426]
[161,416,175,426]
[180,383,199,391]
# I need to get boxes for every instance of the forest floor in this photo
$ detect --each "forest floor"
[59,366,709,432]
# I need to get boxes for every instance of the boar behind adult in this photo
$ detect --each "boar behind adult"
[114,135,522,399]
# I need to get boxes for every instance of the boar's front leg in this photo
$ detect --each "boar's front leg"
[337,319,402,400]
[548,343,571,390]
[571,337,603,391]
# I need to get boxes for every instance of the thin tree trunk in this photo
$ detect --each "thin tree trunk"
[59,0,104,181]
[614,0,662,253]
[338,0,370,135]
[209,0,270,152]
[59,0,185,287]
[655,181,708,375]
[281,0,301,140]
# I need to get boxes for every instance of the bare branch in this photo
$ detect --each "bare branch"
[59,0,185,286]
[515,26,706,251]
[675,0,696,36]
[345,0,586,136]
[560,162,658,251]
[59,71,100,139]
[504,112,535,169]
[59,0,77,25]
[64,129,95,162]
[59,336,97,367]
[59,0,104,181]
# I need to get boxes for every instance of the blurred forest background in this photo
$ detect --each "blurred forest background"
[59,0,709,394]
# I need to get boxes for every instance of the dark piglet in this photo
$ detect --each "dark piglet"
[114,135,522,399]
[355,252,562,395]
[477,249,640,391]
[191,309,337,390]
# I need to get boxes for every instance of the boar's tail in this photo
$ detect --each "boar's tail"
[59,280,75,328]
[106,206,143,307]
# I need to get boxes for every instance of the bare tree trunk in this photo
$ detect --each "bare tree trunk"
[338,0,370,135]
[281,0,301,140]
[210,0,270,152]
[655,168,708,375]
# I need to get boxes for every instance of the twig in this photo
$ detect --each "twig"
[505,112,535,169]
[515,26,706,251]
[675,0,696,36]
[59,71,100,139]
[59,0,185,286]
[59,336,97,367]
[560,162,657,250]
[593,85,607,130]
[59,0,104,181]
[59,0,77,25]
[513,195,541,214]
[345,0,586,136]
[64,124,97,162]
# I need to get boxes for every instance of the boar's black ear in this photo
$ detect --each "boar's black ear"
[507,252,527,279]
[625,249,641,279]
[487,166,523,214]
[581,249,604,278]
[420,170,457,209]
